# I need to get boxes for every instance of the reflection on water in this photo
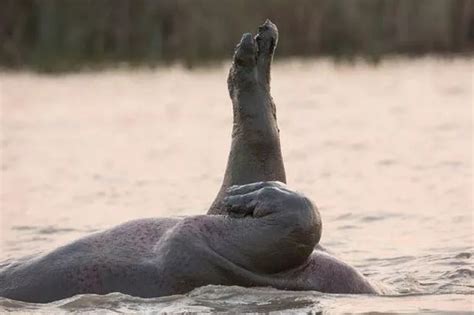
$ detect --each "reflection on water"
[0,58,472,313]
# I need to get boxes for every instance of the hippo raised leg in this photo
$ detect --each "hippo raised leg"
[209,20,286,214]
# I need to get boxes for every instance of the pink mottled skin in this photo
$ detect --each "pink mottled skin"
[1,182,330,302]
[0,181,373,303]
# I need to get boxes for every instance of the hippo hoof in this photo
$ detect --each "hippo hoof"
[233,33,257,67]
[255,19,278,56]
[231,19,279,69]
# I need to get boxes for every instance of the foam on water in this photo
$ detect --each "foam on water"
[0,286,472,314]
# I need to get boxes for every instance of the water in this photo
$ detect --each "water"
[0,58,472,313]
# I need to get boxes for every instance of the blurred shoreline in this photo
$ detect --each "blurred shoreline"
[1,0,473,73]
[0,54,472,76]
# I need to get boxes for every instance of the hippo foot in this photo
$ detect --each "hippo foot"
[228,19,278,96]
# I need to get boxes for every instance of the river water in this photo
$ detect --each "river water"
[0,58,472,313]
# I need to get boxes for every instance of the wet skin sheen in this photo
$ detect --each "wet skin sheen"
[0,182,328,303]
[209,21,286,212]
[0,21,377,303]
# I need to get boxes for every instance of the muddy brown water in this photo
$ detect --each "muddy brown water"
[0,58,472,313]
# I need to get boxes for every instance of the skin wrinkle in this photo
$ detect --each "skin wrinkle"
[230,183,319,273]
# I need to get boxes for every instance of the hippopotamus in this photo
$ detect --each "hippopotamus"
[0,20,377,303]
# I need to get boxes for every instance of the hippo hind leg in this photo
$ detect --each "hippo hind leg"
[209,20,286,214]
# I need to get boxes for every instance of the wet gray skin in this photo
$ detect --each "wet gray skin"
[209,21,286,213]
[0,21,377,303]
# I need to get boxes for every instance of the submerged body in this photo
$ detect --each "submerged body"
[0,182,373,303]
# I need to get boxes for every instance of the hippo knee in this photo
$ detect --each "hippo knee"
[221,181,322,271]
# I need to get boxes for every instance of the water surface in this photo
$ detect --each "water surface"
[0,58,472,313]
